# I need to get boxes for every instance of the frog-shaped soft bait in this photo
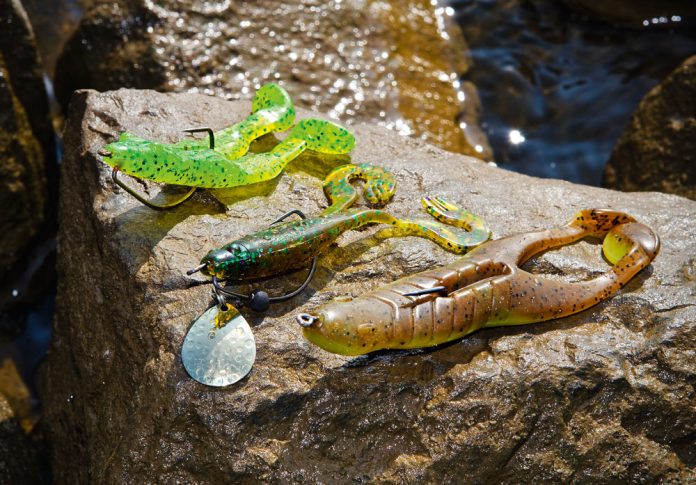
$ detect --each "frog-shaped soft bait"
[298,209,660,355]
[98,83,355,208]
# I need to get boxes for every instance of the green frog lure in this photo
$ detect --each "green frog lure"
[182,162,491,386]
[98,83,355,209]
[297,209,660,355]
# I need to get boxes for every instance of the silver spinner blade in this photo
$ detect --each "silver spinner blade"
[182,305,256,387]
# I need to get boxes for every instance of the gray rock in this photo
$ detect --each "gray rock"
[604,55,696,200]
[53,0,491,159]
[41,89,695,483]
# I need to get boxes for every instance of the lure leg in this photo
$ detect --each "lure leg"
[230,118,356,186]
[468,209,637,264]
[483,222,660,326]
[176,83,296,157]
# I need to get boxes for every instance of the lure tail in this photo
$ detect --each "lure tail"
[287,118,356,154]
[251,83,295,125]
[381,197,491,253]
[230,118,357,185]
[567,209,636,238]
[213,83,296,159]
[486,221,660,326]
[321,163,397,215]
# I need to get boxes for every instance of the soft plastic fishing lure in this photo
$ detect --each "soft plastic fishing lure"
[182,163,490,386]
[297,209,659,355]
[98,83,355,207]
[188,163,491,311]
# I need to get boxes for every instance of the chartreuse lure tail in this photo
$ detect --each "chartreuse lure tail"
[214,118,356,187]
[321,163,397,215]
[176,82,295,158]
[99,83,355,189]
[109,83,294,163]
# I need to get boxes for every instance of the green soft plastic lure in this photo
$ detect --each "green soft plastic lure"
[297,209,660,355]
[182,163,490,386]
[193,163,491,284]
[98,83,355,203]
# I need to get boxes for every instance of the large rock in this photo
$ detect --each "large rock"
[0,393,40,484]
[54,0,491,158]
[604,56,696,200]
[0,0,56,275]
[0,54,45,272]
[0,0,56,166]
[41,89,695,483]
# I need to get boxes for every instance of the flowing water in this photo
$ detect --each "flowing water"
[452,0,696,185]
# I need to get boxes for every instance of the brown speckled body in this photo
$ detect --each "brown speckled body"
[301,209,660,355]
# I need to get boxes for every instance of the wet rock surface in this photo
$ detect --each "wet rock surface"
[54,0,490,158]
[0,0,55,275]
[0,55,45,271]
[604,55,696,200]
[0,393,40,484]
[41,89,695,483]
[0,0,56,167]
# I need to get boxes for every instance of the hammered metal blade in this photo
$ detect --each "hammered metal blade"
[182,305,256,387]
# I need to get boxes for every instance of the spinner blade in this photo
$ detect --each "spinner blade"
[182,305,256,387]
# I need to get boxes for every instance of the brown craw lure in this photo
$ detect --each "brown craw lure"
[297,209,659,356]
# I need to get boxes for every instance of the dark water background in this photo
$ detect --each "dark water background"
[2,0,695,420]
[453,0,696,185]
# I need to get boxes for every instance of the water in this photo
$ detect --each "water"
[452,0,696,185]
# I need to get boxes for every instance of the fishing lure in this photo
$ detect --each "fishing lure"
[297,209,660,355]
[98,83,355,208]
[187,163,491,312]
[181,290,256,387]
[182,163,490,386]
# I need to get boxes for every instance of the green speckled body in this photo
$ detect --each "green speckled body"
[300,209,660,356]
[200,163,491,282]
[100,83,356,189]
[209,208,392,280]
